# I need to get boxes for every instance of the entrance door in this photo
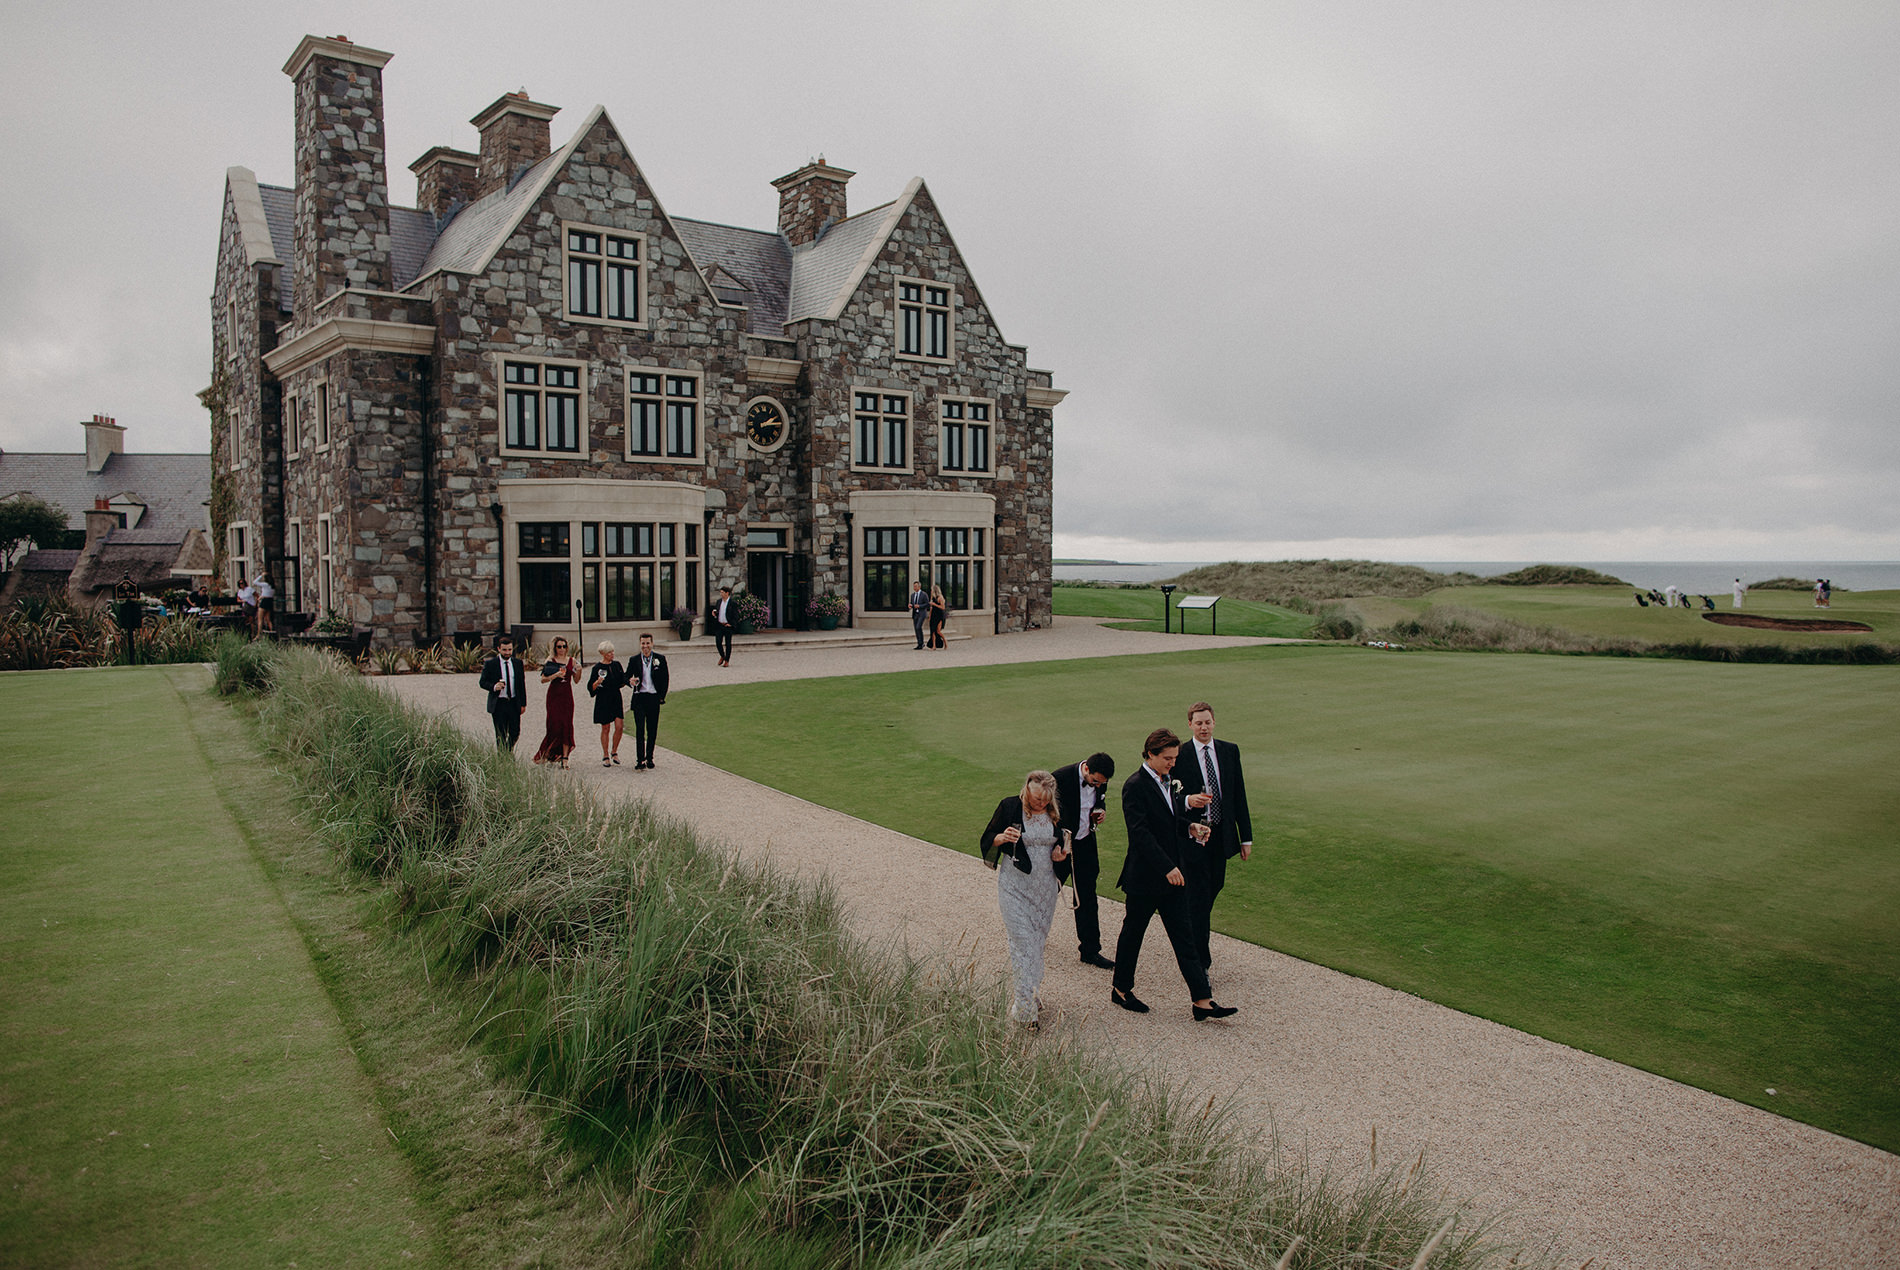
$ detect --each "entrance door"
[747,553,786,627]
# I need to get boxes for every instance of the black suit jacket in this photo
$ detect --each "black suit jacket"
[978,795,1073,881]
[1116,767,1196,896]
[1173,737,1253,857]
[478,654,527,716]
[628,652,670,704]
[1053,761,1106,846]
[711,597,734,631]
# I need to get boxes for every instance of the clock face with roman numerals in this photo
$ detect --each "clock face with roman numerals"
[745,398,788,452]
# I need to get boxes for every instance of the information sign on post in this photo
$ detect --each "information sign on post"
[1175,594,1221,635]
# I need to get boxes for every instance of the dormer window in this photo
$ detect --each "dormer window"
[564,222,646,327]
[896,278,952,361]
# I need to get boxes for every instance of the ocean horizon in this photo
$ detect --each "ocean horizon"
[1053,560,1900,594]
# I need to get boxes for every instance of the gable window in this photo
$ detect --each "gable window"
[565,223,647,327]
[853,390,909,471]
[939,399,992,474]
[897,278,952,361]
[501,358,584,455]
[623,371,700,463]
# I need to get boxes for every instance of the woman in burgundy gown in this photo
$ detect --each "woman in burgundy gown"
[532,637,580,767]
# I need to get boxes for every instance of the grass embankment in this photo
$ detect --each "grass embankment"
[0,665,431,1265]
[238,646,1530,1268]
[1054,585,1315,637]
[662,646,1900,1153]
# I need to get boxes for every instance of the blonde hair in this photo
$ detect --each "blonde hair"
[1019,770,1061,827]
[597,640,615,654]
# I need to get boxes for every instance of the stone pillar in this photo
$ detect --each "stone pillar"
[471,93,560,198]
[771,160,854,246]
[283,34,396,318]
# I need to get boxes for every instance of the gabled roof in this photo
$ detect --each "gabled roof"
[0,452,210,537]
[785,180,921,324]
[257,183,437,311]
[258,183,294,312]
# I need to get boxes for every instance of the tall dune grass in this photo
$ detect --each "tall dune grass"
[250,646,1543,1268]
[1369,605,1899,663]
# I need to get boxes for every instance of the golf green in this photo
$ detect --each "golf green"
[0,666,433,1264]
[663,644,1900,1151]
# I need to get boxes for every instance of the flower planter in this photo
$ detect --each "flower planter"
[815,615,840,631]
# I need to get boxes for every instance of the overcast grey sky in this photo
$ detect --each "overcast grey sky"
[3,1,1895,561]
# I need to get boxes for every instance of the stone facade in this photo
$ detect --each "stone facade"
[212,34,1063,649]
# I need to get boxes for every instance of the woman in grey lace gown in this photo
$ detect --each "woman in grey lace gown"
[979,770,1072,1030]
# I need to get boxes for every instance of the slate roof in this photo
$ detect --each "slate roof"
[785,197,903,324]
[671,218,791,335]
[0,452,211,537]
[257,185,439,309]
[17,549,78,573]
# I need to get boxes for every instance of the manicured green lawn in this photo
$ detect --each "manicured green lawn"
[665,646,1900,1151]
[1353,584,1900,647]
[0,666,434,1265]
[1055,584,1315,637]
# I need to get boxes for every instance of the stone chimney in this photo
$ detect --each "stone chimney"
[84,413,124,474]
[283,35,396,317]
[85,501,120,547]
[471,93,560,198]
[409,146,482,219]
[772,158,854,246]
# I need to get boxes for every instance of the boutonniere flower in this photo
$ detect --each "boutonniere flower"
[1170,779,1184,795]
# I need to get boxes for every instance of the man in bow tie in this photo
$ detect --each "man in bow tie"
[1171,701,1254,970]
[478,633,527,751]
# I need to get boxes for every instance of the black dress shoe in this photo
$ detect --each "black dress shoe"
[1080,952,1116,970]
[1192,1001,1238,1021]
[1110,988,1149,1014]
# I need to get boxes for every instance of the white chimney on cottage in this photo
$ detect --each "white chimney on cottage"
[84,414,124,474]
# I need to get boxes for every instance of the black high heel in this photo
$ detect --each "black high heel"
[1192,1001,1238,1021]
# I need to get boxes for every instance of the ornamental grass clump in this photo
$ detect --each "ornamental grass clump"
[251,645,1539,1268]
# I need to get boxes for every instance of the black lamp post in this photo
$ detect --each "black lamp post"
[1160,584,1177,634]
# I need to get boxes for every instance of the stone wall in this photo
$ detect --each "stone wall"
[290,49,393,321]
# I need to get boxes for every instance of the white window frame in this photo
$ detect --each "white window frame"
[938,396,994,477]
[563,221,649,330]
[917,524,990,612]
[895,276,954,363]
[851,387,912,473]
[316,513,336,620]
[227,521,252,590]
[227,406,242,471]
[624,368,703,464]
[283,519,303,613]
[226,299,240,365]
[315,380,332,451]
[284,392,301,460]
[496,354,589,457]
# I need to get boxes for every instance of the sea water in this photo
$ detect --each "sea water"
[1053,561,1900,593]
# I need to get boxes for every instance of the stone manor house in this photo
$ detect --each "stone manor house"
[212,34,1064,647]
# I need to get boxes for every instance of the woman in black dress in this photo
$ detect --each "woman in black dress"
[928,584,948,649]
[586,640,628,767]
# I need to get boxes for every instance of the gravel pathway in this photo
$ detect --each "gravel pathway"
[385,620,1899,1269]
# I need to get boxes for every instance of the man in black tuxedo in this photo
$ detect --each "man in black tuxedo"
[711,585,735,667]
[1109,727,1237,1020]
[1173,701,1254,969]
[909,580,931,649]
[627,632,670,770]
[1054,752,1116,968]
[478,633,527,750]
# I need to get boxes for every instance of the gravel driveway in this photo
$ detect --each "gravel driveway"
[385,619,1899,1269]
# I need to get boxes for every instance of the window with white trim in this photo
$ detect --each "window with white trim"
[285,393,300,460]
[283,520,303,613]
[227,522,251,590]
[501,358,584,455]
[565,223,647,327]
[896,278,952,361]
[853,390,909,470]
[939,399,992,474]
[227,408,241,470]
[317,513,336,619]
[316,383,332,449]
[574,519,703,624]
[919,525,987,610]
[861,527,911,611]
[625,370,701,461]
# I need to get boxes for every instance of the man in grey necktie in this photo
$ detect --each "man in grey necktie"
[1175,701,1254,971]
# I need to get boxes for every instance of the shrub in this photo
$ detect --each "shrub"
[448,641,487,674]
[1487,565,1628,586]
[1164,559,1483,604]
[732,591,771,628]
[246,645,1536,1268]
[669,606,696,641]
[1308,605,1363,641]
[806,592,848,621]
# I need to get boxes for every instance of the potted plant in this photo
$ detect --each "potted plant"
[806,592,848,631]
[670,606,696,641]
[732,591,770,634]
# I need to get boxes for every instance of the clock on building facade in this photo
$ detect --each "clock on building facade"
[745,397,789,453]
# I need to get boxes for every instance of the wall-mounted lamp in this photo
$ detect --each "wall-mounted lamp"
[828,534,842,561]
[722,536,736,560]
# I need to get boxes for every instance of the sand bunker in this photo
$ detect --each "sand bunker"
[1702,613,1873,632]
